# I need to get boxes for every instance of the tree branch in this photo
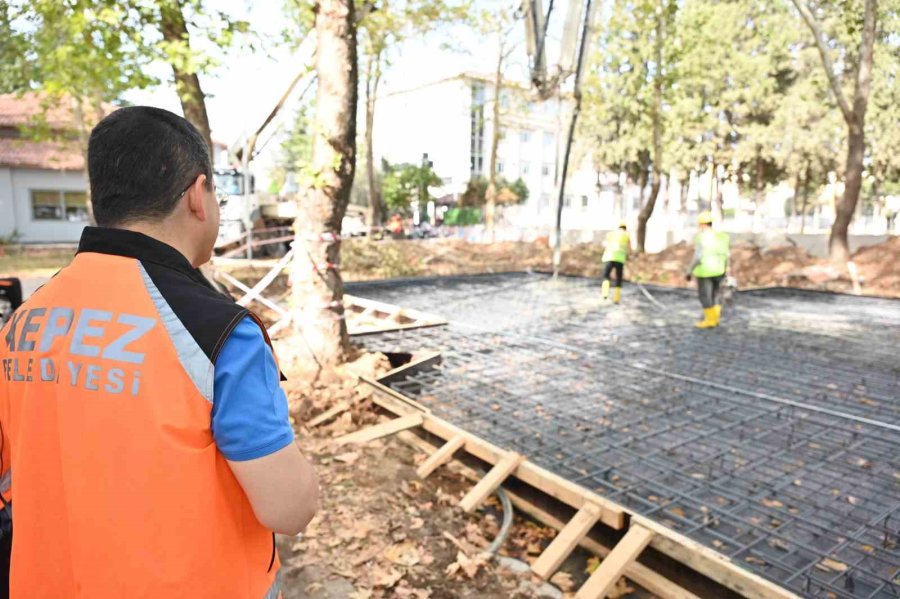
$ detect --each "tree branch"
[790,0,854,125]
[853,0,877,125]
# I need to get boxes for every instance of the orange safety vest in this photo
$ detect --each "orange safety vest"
[0,228,281,598]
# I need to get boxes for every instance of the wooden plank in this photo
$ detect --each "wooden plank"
[335,413,423,445]
[417,413,625,529]
[306,400,350,428]
[459,451,523,513]
[416,434,465,479]
[393,429,701,599]
[575,525,654,599]
[367,384,799,599]
[531,503,602,580]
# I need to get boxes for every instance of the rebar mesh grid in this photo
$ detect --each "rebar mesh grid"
[349,273,900,598]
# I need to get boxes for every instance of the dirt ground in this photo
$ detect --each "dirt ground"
[3,235,898,297]
[339,236,900,298]
[276,353,643,598]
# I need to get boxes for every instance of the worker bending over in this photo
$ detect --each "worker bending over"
[601,220,630,304]
[685,211,731,328]
[0,106,318,598]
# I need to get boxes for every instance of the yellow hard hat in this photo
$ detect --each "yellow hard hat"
[617,220,627,229]
[697,211,713,225]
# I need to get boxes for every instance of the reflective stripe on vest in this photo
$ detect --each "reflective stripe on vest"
[692,230,730,278]
[602,230,630,264]
[263,570,281,599]
[0,252,279,598]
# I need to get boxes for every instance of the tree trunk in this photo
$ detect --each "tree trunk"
[791,170,801,219]
[713,164,725,222]
[831,122,864,262]
[822,0,876,263]
[637,3,664,254]
[485,41,504,240]
[679,173,689,214]
[290,0,358,370]
[364,49,383,232]
[800,160,811,234]
[159,0,213,159]
[754,150,764,211]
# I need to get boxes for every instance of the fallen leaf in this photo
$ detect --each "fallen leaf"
[550,571,575,592]
[352,544,385,566]
[384,540,421,567]
[608,577,636,599]
[334,451,360,464]
[332,567,357,580]
[817,558,848,573]
[745,556,767,565]
[761,498,783,508]
[304,582,323,594]
[586,556,601,575]
[847,496,861,506]
[669,506,686,518]
[348,590,373,599]
[855,458,873,469]
[372,565,403,588]
[410,517,425,530]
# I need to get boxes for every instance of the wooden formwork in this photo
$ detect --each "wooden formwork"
[334,356,801,599]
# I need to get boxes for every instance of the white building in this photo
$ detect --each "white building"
[373,72,624,239]
[0,93,90,243]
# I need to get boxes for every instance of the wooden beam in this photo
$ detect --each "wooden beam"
[393,428,701,599]
[417,434,466,479]
[306,400,350,429]
[417,412,625,530]
[575,525,654,599]
[335,413,424,445]
[459,451,523,513]
[532,503,602,579]
[367,386,800,599]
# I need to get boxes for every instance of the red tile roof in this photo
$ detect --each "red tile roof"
[0,137,83,171]
[0,92,81,129]
[0,92,95,171]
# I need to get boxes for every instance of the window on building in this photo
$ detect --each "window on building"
[470,84,486,176]
[543,132,554,146]
[542,163,552,177]
[564,194,572,208]
[521,162,530,176]
[442,177,453,185]
[520,130,532,143]
[497,162,504,174]
[541,193,551,209]
[582,195,589,208]
[32,190,89,222]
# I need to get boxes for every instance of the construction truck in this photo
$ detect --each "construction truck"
[0,278,22,326]
[213,36,316,258]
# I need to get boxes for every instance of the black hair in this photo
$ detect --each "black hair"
[87,106,212,226]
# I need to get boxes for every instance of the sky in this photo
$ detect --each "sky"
[124,0,570,186]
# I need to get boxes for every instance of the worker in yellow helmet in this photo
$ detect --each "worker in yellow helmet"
[601,220,630,304]
[685,211,731,328]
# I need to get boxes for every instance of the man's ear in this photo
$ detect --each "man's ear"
[187,174,210,222]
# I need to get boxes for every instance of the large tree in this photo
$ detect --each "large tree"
[289,0,359,369]
[790,0,878,262]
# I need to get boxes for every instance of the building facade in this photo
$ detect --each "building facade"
[0,94,90,243]
[373,72,635,239]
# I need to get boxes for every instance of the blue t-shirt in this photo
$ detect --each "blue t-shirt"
[211,316,295,461]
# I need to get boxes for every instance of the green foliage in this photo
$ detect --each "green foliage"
[381,161,442,215]
[579,0,900,202]
[443,207,483,226]
[1,0,251,119]
[460,176,529,207]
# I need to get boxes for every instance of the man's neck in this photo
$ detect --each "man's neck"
[119,222,198,267]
